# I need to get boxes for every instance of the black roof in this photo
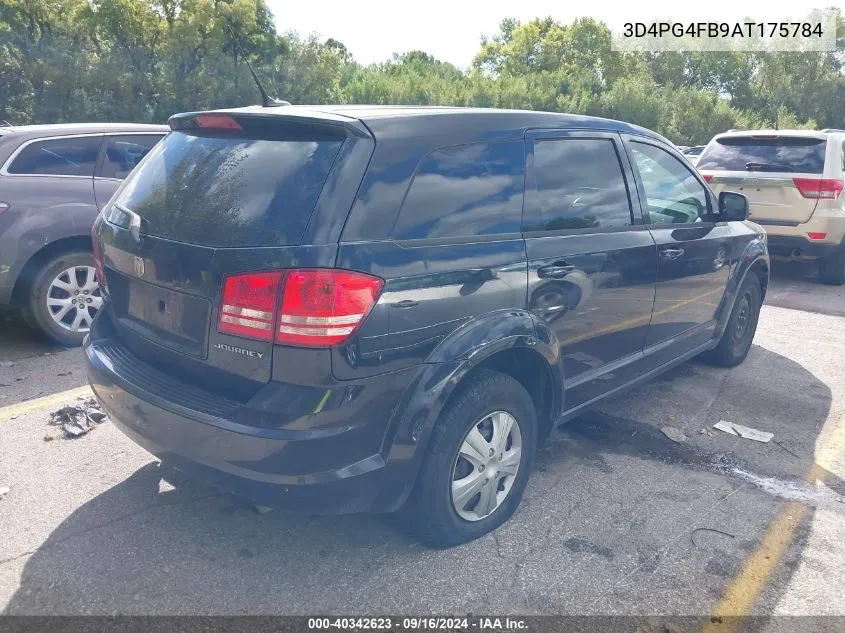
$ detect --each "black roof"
[191,104,668,146]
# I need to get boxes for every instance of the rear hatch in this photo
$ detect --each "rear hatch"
[95,109,374,401]
[698,135,832,224]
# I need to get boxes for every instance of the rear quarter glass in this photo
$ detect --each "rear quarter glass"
[697,137,826,174]
[109,130,344,247]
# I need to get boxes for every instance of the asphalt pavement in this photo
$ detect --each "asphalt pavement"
[1,260,844,621]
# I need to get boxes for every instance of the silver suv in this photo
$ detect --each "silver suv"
[698,129,845,285]
[0,123,167,345]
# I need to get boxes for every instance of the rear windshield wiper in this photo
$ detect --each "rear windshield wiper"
[745,162,793,172]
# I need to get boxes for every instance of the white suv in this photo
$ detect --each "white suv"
[698,129,845,285]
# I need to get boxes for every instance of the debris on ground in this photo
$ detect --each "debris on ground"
[774,440,800,458]
[665,415,676,422]
[57,371,72,376]
[0,486,9,500]
[691,527,736,547]
[661,426,687,443]
[49,398,107,438]
[699,428,715,437]
[0,360,14,368]
[43,434,54,442]
[713,420,773,443]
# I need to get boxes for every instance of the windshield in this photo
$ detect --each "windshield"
[109,130,344,247]
[697,136,826,174]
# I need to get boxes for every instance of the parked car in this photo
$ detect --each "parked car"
[85,106,768,547]
[682,145,706,165]
[0,123,168,345]
[698,129,845,285]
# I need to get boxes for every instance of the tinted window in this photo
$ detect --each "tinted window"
[100,135,163,180]
[530,138,632,231]
[392,141,524,240]
[110,131,343,247]
[630,142,709,225]
[8,136,100,176]
[697,136,826,174]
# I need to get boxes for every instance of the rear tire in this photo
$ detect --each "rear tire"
[23,250,102,347]
[702,274,762,368]
[818,250,845,286]
[403,370,537,548]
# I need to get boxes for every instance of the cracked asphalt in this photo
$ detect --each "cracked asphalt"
[1,260,844,618]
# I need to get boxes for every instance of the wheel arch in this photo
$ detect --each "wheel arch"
[11,236,94,305]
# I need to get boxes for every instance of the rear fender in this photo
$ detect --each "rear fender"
[378,309,563,511]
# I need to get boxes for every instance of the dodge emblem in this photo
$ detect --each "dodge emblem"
[133,256,145,278]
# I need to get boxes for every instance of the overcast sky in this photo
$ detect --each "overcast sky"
[264,0,843,68]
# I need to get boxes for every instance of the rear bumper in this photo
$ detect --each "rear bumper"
[766,234,844,259]
[84,333,420,515]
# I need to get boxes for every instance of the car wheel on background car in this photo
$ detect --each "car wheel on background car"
[702,274,762,368]
[23,250,103,347]
[818,250,845,286]
[404,369,537,548]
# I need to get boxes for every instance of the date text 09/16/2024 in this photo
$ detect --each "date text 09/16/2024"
[307,617,528,631]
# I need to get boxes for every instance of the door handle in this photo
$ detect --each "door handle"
[537,262,576,279]
[392,299,419,308]
[659,248,685,261]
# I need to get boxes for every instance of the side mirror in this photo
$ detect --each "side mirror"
[719,191,748,222]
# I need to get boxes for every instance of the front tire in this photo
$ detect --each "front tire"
[404,370,537,548]
[818,250,845,286]
[702,274,762,368]
[23,250,102,347]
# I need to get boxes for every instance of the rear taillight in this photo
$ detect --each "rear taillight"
[217,269,384,347]
[218,272,283,341]
[277,270,384,347]
[91,223,106,286]
[807,232,827,240]
[702,175,713,183]
[793,178,844,200]
[0,202,9,214]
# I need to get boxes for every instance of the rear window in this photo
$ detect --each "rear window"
[697,136,826,174]
[109,131,343,247]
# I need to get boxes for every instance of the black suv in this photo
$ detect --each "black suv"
[85,106,768,547]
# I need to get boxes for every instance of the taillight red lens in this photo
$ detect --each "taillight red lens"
[91,224,106,286]
[702,175,713,183]
[277,270,384,347]
[218,272,283,341]
[217,269,384,346]
[807,232,827,240]
[793,178,844,200]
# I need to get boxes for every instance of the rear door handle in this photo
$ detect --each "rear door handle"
[659,248,685,261]
[537,262,576,279]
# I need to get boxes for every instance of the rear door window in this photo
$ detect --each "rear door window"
[7,136,101,177]
[697,136,826,174]
[110,131,344,247]
[527,137,633,231]
[98,134,163,180]
[392,140,525,240]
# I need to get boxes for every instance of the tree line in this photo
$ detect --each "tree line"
[1,0,843,145]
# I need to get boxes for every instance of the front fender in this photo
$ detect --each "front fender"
[715,236,769,337]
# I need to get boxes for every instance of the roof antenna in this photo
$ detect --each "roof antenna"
[226,25,290,107]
